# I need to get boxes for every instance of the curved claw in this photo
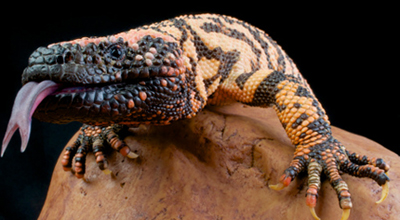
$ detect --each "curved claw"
[309,207,321,220]
[102,169,112,175]
[127,151,139,159]
[341,209,350,220]
[376,182,389,204]
[268,182,286,191]
[269,174,292,191]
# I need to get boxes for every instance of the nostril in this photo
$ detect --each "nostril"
[57,55,64,64]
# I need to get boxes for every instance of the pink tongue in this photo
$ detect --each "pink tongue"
[2,80,60,156]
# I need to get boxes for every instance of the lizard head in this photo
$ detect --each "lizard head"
[2,31,192,155]
[23,34,186,88]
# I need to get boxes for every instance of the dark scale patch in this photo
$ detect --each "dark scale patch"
[235,72,254,90]
[285,75,303,84]
[247,22,288,73]
[199,21,262,61]
[174,19,241,91]
[312,99,326,116]
[208,16,224,25]
[291,113,309,129]
[171,19,189,47]
[276,104,286,112]
[235,61,258,90]
[200,19,263,89]
[204,49,240,89]
[232,16,287,73]
[306,118,332,136]
[264,34,286,72]
[227,15,290,74]
[295,86,313,98]
[185,57,206,111]
[282,155,308,179]
[219,50,240,81]
[307,137,335,154]
[250,71,286,106]
[294,84,326,117]
[293,103,301,108]
[200,22,222,33]
[220,15,235,24]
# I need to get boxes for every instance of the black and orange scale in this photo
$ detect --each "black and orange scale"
[4,14,390,220]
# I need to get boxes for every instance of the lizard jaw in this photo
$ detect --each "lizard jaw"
[1,80,60,156]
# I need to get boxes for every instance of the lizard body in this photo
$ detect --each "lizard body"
[2,14,390,220]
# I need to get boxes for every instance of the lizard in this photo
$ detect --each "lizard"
[1,14,390,220]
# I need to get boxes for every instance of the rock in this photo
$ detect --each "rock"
[39,103,400,220]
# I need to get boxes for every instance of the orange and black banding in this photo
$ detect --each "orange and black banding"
[61,136,80,171]
[60,124,129,178]
[343,150,390,185]
[73,133,91,178]
[103,124,132,157]
[20,14,390,215]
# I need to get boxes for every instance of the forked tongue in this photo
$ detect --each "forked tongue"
[2,80,60,156]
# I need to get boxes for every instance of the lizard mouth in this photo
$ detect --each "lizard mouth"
[1,79,141,156]
[1,79,143,156]
[1,75,179,156]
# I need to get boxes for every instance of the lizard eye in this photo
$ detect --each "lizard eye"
[108,44,125,60]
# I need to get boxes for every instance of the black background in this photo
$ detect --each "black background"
[0,3,398,220]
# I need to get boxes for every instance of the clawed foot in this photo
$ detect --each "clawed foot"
[268,138,390,220]
[61,124,138,178]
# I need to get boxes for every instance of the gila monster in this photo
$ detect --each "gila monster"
[2,14,389,220]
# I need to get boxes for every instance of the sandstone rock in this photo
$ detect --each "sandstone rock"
[39,103,400,220]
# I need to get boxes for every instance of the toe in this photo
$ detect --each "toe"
[105,125,138,159]
[339,158,390,204]
[92,138,109,171]
[61,137,80,171]
[73,144,90,178]
[346,150,390,172]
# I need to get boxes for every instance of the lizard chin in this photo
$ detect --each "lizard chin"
[1,80,60,157]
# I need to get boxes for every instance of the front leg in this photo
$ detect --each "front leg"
[61,124,138,178]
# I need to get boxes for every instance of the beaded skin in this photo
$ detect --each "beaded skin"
[2,14,390,220]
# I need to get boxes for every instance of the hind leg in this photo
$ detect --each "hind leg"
[222,69,390,220]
